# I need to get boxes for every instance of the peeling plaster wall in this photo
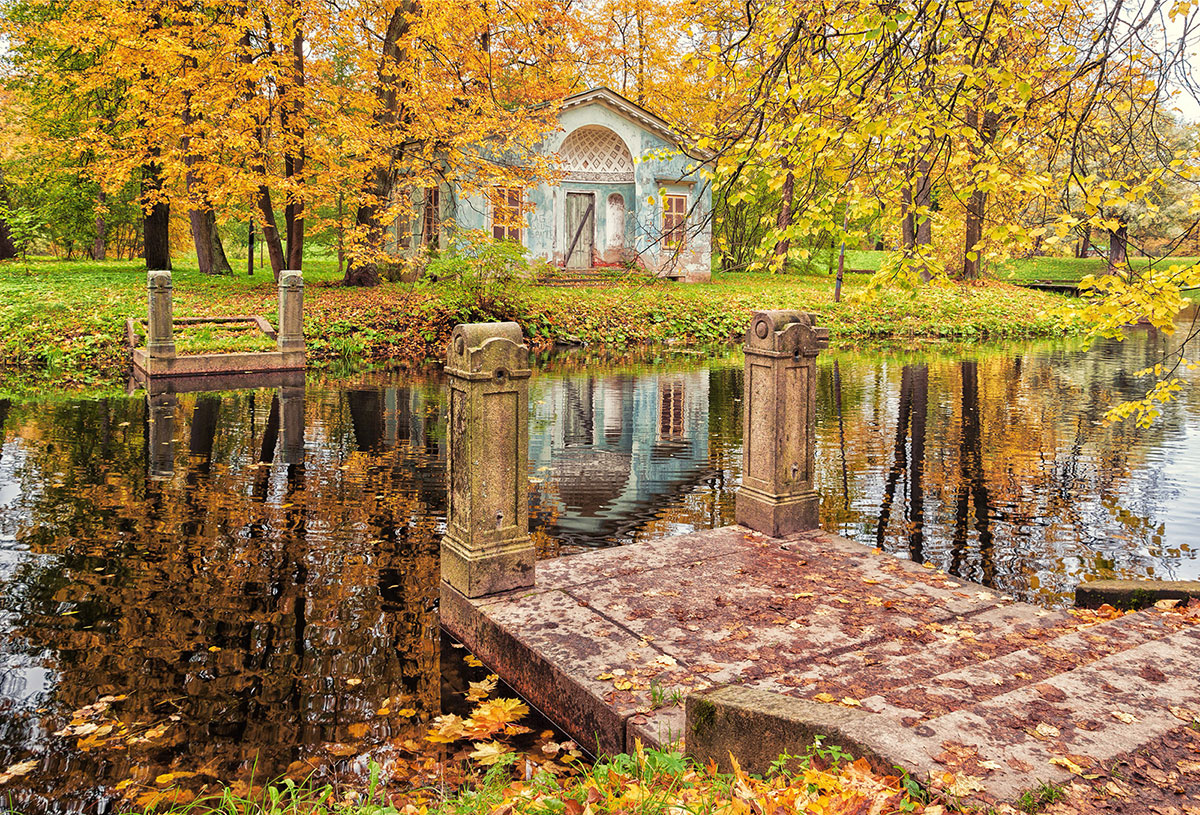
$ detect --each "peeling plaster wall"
[452,98,713,282]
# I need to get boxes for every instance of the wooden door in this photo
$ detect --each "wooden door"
[565,193,595,269]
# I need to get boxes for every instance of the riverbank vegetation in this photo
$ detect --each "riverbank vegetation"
[118,743,934,815]
[0,256,1077,385]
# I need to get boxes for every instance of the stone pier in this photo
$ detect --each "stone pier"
[439,313,1200,806]
[439,322,535,598]
[131,269,306,379]
[735,310,828,536]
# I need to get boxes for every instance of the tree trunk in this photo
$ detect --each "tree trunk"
[92,188,108,260]
[257,188,286,281]
[242,8,284,282]
[1107,223,1128,274]
[1075,222,1091,259]
[901,156,933,281]
[772,159,795,273]
[344,3,417,287]
[182,89,232,276]
[282,22,305,271]
[140,15,170,271]
[142,160,171,270]
[205,210,232,274]
[963,186,986,279]
[0,218,16,261]
[962,107,997,280]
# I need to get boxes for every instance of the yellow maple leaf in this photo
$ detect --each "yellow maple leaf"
[466,698,530,738]
[425,714,468,744]
[467,675,497,702]
[468,741,513,766]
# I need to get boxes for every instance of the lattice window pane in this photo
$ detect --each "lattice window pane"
[561,126,635,182]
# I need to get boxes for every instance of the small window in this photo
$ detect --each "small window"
[491,187,524,244]
[663,194,687,248]
[422,187,441,247]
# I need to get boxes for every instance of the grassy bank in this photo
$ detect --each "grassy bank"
[0,256,1079,385]
[115,745,934,815]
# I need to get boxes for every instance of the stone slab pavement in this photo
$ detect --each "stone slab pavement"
[440,525,1200,805]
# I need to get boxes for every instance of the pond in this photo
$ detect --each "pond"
[0,322,1198,811]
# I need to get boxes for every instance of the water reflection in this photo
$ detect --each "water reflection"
[529,370,713,547]
[0,383,446,811]
[0,329,1198,809]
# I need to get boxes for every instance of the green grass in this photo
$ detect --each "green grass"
[999,254,1200,283]
[0,254,1081,387]
[1016,780,1068,813]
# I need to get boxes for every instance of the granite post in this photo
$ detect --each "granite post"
[147,270,176,359]
[735,310,829,536]
[277,270,304,353]
[441,322,534,598]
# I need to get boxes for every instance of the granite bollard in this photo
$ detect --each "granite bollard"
[441,322,535,598]
[147,270,176,359]
[735,310,829,536]
[277,271,305,353]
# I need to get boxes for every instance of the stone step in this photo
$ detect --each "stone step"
[537,268,651,288]
[755,604,1188,720]
[835,623,1200,803]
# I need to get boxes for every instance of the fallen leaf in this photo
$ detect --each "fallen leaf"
[840,697,861,707]
[1033,722,1060,739]
[469,741,513,766]
[1103,780,1129,797]
[346,678,362,687]
[943,772,984,797]
[1170,706,1197,722]
[1111,711,1137,724]
[467,675,498,702]
[155,771,197,785]
[464,655,484,668]
[1050,756,1085,775]
[1155,598,1181,610]
[814,693,836,703]
[0,759,38,784]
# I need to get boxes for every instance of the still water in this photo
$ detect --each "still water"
[0,325,1198,810]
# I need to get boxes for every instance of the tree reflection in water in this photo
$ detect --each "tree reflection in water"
[0,331,1197,810]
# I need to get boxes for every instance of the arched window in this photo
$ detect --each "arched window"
[560,126,635,182]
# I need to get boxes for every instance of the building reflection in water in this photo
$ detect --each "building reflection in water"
[528,370,712,549]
